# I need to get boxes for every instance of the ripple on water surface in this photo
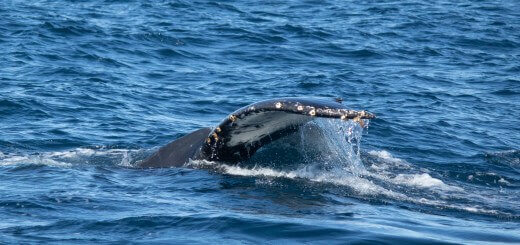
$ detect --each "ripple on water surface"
[1,0,520,243]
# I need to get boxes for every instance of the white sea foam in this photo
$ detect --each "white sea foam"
[369,150,402,163]
[0,147,142,167]
[367,150,410,171]
[0,154,71,167]
[188,159,406,199]
[416,197,502,216]
[46,148,97,158]
[391,173,463,191]
[368,150,408,167]
[203,159,501,216]
[365,150,461,191]
[498,178,510,185]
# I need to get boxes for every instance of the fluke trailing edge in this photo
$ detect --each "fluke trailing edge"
[139,98,375,168]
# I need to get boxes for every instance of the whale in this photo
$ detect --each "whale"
[139,98,375,168]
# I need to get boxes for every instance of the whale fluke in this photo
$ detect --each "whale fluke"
[139,98,375,168]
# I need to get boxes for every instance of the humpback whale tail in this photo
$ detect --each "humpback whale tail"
[139,98,375,168]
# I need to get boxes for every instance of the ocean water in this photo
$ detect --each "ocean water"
[1,0,520,243]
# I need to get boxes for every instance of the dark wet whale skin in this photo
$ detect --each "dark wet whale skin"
[140,98,374,168]
[138,127,211,168]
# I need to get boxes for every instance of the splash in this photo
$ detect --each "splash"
[187,118,406,198]
[311,119,367,176]
[295,118,368,177]
[187,119,511,217]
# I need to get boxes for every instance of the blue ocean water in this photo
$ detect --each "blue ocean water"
[1,0,520,243]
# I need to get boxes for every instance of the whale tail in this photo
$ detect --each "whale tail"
[139,98,375,168]
[139,127,211,168]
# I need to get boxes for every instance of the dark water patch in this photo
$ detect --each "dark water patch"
[344,49,382,58]
[395,20,436,30]
[491,88,520,96]
[298,81,324,89]
[485,150,520,170]
[0,99,24,110]
[1,200,56,211]
[38,53,67,62]
[131,32,185,46]
[167,0,191,9]
[74,52,130,68]
[155,48,187,58]
[177,36,216,46]
[40,21,104,37]
[473,5,508,12]
[0,215,434,243]
[455,37,519,50]
[276,24,336,41]
[245,16,271,24]
[366,6,400,14]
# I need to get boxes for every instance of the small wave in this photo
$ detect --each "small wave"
[0,155,71,167]
[0,147,144,168]
[367,150,410,171]
[491,88,519,96]
[369,150,403,164]
[485,150,520,166]
[189,159,508,217]
[391,173,463,191]
[467,171,514,187]
[0,99,24,110]
[416,198,505,217]
[366,150,461,190]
